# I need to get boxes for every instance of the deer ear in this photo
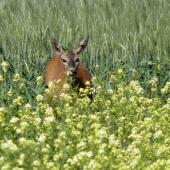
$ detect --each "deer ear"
[73,36,89,54]
[51,39,65,55]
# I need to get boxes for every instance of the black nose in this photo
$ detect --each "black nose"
[70,70,77,75]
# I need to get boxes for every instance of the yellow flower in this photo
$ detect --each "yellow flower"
[48,81,55,89]
[1,140,18,153]
[77,141,86,150]
[1,61,9,72]
[149,77,158,85]
[37,76,43,86]
[10,117,19,124]
[25,104,32,109]
[105,100,111,107]
[13,73,21,82]
[117,68,123,74]
[107,89,113,94]
[20,122,29,130]
[20,83,26,91]
[32,160,40,166]
[96,128,107,138]
[110,75,116,82]
[59,131,66,139]
[85,81,90,86]
[25,104,32,113]
[161,86,169,94]
[38,134,47,142]
[92,76,96,82]
[63,83,70,91]
[86,151,93,158]
[7,90,13,97]
[0,107,6,113]
[45,107,54,116]
[37,76,43,82]
[13,98,22,106]
[96,86,102,92]
[36,94,44,102]
[0,74,3,82]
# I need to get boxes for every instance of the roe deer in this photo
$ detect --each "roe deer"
[45,36,93,103]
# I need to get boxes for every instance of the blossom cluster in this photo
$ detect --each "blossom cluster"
[1,64,170,169]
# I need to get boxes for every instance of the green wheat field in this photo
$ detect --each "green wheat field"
[1,0,170,169]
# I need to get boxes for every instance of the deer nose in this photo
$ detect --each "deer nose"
[70,70,77,76]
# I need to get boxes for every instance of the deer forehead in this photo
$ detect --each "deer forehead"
[61,51,79,61]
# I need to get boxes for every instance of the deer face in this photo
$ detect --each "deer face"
[60,51,80,76]
[51,36,89,77]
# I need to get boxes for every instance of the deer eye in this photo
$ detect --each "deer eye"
[63,59,67,63]
[76,58,79,63]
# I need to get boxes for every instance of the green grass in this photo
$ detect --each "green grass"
[1,0,170,169]
[1,0,170,98]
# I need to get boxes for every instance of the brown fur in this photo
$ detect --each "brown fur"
[45,36,93,103]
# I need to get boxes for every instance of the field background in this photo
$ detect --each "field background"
[1,0,170,101]
[1,0,170,169]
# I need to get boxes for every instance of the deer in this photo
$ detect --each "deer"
[45,36,93,106]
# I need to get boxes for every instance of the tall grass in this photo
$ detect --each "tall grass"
[1,0,170,89]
